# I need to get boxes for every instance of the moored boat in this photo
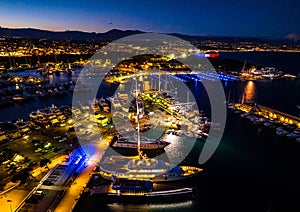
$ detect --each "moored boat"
[99,155,203,182]
[112,136,170,150]
[286,129,300,139]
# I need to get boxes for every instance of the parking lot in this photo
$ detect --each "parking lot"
[0,123,78,183]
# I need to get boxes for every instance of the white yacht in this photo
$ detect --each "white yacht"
[99,155,202,182]
[112,136,169,150]
[286,129,300,139]
[276,129,289,136]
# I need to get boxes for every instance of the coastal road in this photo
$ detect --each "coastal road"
[0,154,68,212]
[0,185,28,212]
[55,139,109,212]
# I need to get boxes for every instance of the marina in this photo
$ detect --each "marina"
[229,103,300,142]
[1,0,300,210]
[0,51,299,211]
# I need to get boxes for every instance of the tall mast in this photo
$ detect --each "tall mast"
[158,73,161,92]
[241,60,247,73]
[187,90,189,104]
[135,73,141,156]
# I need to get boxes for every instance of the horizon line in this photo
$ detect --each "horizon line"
[0,25,296,39]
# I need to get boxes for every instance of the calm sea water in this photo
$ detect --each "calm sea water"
[1,52,300,211]
[220,51,300,74]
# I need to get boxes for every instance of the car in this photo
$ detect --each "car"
[68,127,75,132]
[85,130,92,135]
[34,126,41,130]
[16,167,23,172]
[1,160,10,165]
[58,137,67,143]
[34,190,44,195]
[31,139,41,145]
[42,180,54,186]
[53,147,62,152]
[53,135,62,140]
[28,161,37,167]
[35,148,42,153]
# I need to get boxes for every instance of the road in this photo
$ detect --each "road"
[0,154,67,212]
[0,186,28,212]
[55,139,109,212]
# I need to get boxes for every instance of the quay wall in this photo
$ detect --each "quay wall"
[234,103,300,128]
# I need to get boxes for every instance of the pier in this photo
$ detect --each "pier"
[234,103,300,128]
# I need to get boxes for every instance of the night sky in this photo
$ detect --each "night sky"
[0,0,299,37]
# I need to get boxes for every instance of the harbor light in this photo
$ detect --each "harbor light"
[181,53,187,58]
[23,135,29,140]
[44,142,51,148]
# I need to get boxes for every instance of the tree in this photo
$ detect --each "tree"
[11,168,33,184]
[40,158,51,169]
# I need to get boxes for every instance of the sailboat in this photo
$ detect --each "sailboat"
[99,73,203,182]
[111,76,169,152]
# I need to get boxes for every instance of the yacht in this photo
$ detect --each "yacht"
[0,122,21,139]
[99,97,109,106]
[240,112,252,118]
[99,155,202,182]
[106,96,115,103]
[15,119,31,134]
[252,117,267,125]
[90,177,194,201]
[283,74,296,79]
[276,129,289,136]
[261,67,281,79]
[13,95,24,103]
[265,119,282,128]
[112,136,170,150]
[286,129,300,139]
[227,103,235,110]
[90,98,100,113]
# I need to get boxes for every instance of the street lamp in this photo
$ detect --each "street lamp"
[7,199,12,212]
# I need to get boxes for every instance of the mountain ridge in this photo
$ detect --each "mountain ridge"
[0,26,298,45]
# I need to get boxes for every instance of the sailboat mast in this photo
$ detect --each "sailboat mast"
[135,73,141,155]
[242,60,247,73]
[187,90,189,104]
[158,73,161,92]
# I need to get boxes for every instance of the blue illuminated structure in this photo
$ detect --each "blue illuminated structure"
[176,73,239,82]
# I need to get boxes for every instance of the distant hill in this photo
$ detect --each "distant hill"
[0,27,144,41]
[284,33,300,42]
[0,26,298,45]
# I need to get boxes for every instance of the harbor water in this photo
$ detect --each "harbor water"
[1,52,300,211]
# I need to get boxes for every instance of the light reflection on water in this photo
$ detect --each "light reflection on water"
[164,134,196,165]
[243,81,256,103]
[7,69,80,86]
[106,200,194,212]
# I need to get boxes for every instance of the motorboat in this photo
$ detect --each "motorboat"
[286,129,300,139]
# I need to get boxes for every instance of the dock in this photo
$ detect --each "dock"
[234,103,300,127]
